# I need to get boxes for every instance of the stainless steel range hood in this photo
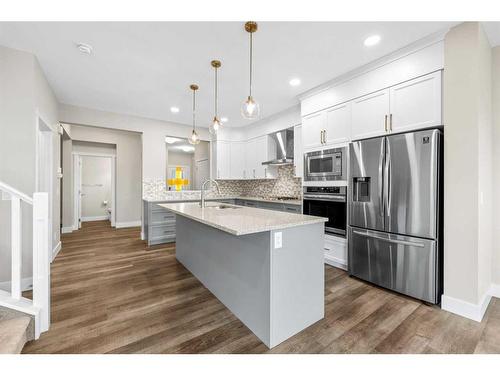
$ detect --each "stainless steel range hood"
[262,127,294,166]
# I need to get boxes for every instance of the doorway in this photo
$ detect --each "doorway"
[73,153,116,229]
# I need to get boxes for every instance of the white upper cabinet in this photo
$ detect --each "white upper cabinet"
[324,102,351,145]
[389,71,442,133]
[302,111,325,150]
[254,135,269,179]
[215,140,231,180]
[230,141,245,179]
[244,138,255,179]
[293,125,303,178]
[351,89,390,140]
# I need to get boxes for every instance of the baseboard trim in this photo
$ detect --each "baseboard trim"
[61,226,74,234]
[81,216,109,222]
[489,284,500,298]
[324,255,347,271]
[52,241,62,262]
[441,291,492,322]
[0,277,33,293]
[115,221,141,228]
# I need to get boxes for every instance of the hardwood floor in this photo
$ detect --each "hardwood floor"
[22,220,500,354]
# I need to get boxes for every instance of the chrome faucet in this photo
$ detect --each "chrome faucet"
[200,179,221,208]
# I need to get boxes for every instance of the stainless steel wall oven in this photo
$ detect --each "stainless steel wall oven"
[302,186,347,237]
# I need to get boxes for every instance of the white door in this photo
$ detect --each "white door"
[293,125,303,178]
[389,71,442,134]
[351,89,390,140]
[324,102,351,145]
[302,111,325,150]
[230,142,245,179]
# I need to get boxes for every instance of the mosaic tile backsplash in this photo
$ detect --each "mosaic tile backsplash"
[143,165,302,201]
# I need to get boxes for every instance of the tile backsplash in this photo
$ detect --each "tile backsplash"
[143,165,302,201]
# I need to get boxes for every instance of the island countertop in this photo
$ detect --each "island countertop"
[159,202,327,236]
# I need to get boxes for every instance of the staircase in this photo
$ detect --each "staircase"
[0,181,50,353]
[0,306,34,353]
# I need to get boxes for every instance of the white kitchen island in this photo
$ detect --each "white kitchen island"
[159,202,327,349]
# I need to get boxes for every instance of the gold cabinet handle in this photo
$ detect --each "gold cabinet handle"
[320,130,323,144]
[390,114,393,132]
[323,129,327,144]
[384,115,388,132]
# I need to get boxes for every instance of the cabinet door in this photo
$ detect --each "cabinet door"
[293,125,303,178]
[230,141,245,179]
[324,102,351,145]
[254,136,268,178]
[389,71,442,133]
[351,89,390,140]
[216,141,231,179]
[302,111,325,149]
[245,138,256,179]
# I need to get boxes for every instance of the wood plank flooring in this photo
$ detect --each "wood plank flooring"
[22,220,500,354]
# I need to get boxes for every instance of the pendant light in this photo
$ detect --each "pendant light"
[188,84,200,145]
[241,21,260,120]
[209,60,222,135]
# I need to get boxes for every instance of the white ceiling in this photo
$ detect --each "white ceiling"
[3,21,492,128]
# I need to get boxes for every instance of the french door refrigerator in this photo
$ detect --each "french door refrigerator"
[348,129,442,304]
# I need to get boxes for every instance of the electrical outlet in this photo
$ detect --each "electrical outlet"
[274,232,282,249]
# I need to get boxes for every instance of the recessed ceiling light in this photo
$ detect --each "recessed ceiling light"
[165,137,182,144]
[364,35,381,47]
[220,117,228,123]
[289,78,301,87]
[170,106,180,113]
[76,43,93,55]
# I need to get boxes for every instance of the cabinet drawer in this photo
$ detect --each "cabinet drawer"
[152,203,171,212]
[283,205,301,214]
[151,210,175,225]
[151,224,176,239]
[324,234,347,270]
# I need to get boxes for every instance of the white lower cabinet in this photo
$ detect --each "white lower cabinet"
[324,234,347,270]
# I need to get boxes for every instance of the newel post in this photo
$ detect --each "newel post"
[32,192,50,333]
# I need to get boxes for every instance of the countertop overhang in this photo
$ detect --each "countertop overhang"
[159,202,327,236]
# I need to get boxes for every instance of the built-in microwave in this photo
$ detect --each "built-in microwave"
[304,146,347,182]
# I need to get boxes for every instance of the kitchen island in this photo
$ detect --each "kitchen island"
[159,202,327,349]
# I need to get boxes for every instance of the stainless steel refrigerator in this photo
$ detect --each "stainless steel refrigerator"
[348,129,442,304]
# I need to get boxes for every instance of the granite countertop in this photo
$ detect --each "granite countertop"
[144,195,302,206]
[159,202,326,236]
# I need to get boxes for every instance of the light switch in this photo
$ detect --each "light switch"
[274,232,282,249]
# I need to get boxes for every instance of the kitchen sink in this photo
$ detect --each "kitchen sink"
[204,204,241,210]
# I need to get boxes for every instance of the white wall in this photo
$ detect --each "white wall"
[59,104,210,182]
[67,125,142,226]
[0,45,59,286]
[443,22,493,309]
[492,46,500,286]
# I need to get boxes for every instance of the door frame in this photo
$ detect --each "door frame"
[35,110,54,263]
[72,152,116,229]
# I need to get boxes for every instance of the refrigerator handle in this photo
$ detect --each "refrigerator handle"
[384,141,391,216]
[378,140,384,217]
[352,230,426,248]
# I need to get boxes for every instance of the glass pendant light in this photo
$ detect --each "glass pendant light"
[241,21,260,119]
[209,60,222,135]
[188,84,200,145]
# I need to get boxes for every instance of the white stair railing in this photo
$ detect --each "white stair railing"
[0,180,50,339]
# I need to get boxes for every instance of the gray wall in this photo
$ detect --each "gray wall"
[443,22,493,305]
[0,45,59,286]
[66,125,142,225]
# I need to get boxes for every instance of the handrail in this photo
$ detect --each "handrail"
[0,180,33,205]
